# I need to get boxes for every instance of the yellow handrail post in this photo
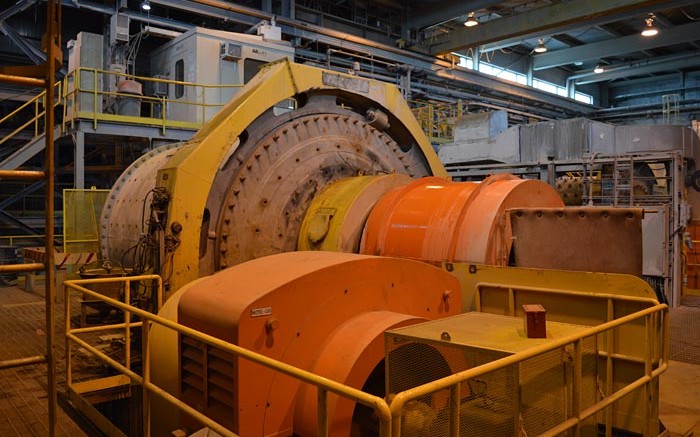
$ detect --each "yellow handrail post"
[34,98,39,137]
[142,318,152,437]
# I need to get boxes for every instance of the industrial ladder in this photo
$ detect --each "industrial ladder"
[613,155,635,206]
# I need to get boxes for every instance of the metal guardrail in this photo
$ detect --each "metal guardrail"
[64,274,669,437]
[0,234,64,246]
[64,275,391,437]
[62,68,244,134]
[0,68,245,149]
[410,99,466,144]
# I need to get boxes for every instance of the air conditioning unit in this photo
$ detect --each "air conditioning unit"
[220,42,242,61]
[110,14,130,44]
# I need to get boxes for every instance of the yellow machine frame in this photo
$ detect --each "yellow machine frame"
[154,60,448,292]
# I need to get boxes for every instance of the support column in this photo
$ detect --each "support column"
[74,130,84,189]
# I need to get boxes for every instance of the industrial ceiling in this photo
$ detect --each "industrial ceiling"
[1,0,699,122]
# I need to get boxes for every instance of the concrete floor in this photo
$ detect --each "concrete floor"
[660,361,700,436]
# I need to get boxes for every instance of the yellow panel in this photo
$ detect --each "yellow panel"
[63,188,110,254]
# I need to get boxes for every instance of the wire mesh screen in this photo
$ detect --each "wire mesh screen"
[386,328,598,437]
[63,188,109,253]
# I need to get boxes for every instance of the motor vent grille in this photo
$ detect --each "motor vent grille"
[180,335,236,430]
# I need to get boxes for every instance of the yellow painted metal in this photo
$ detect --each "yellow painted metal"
[388,304,668,437]
[64,274,392,437]
[157,60,448,291]
[63,188,109,253]
[298,174,412,252]
[448,262,661,435]
[448,263,658,313]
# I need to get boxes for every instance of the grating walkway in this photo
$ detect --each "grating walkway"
[0,283,86,437]
[669,304,700,365]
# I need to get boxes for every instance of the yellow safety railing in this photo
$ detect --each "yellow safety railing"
[410,99,466,144]
[0,81,61,147]
[62,68,244,134]
[0,234,64,246]
[390,284,668,437]
[64,275,668,437]
[63,276,392,437]
[0,69,244,149]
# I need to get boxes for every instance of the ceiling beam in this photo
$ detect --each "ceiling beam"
[572,52,700,85]
[408,0,503,30]
[534,20,700,70]
[0,22,45,64]
[419,0,699,55]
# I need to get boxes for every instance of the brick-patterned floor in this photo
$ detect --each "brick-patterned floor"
[0,283,85,437]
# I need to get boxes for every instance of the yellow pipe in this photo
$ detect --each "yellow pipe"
[0,355,45,369]
[70,321,142,335]
[0,73,45,87]
[0,263,44,273]
[0,170,45,180]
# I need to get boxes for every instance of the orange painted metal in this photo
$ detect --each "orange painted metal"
[360,174,564,265]
[177,251,461,437]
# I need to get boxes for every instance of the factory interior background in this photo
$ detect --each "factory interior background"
[1,0,700,436]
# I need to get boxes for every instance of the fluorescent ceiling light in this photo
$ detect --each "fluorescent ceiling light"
[594,64,604,74]
[141,0,151,11]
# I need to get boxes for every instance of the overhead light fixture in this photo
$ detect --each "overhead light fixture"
[141,0,151,11]
[464,12,479,27]
[641,13,658,37]
[594,64,604,74]
[534,38,548,53]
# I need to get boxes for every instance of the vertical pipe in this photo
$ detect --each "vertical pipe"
[74,130,84,189]
[125,280,131,370]
[65,281,71,387]
[45,1,58,435]
[142,319,151,437]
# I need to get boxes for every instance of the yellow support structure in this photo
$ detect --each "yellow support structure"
[156,60,448,291]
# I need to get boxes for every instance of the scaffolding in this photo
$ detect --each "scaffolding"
[0,0,61,435]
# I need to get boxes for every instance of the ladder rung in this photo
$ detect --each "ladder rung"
[0,263,44,273]
[0,170,45,181]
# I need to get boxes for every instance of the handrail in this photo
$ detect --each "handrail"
[0,234,64,246]
[0,67,245,151]
[388,303,668,437]
[0,81,61,148]
[64,276,392,437]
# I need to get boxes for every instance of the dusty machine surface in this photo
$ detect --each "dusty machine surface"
[82,61,669,437]
[100,59,446,295]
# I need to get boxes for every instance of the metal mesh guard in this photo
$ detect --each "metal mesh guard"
[386,334,598,437]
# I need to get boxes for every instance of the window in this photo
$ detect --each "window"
[451,52,593,105]
[175,59,184,99]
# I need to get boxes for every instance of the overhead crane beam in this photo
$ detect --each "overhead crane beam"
[419,0,700,55]
[535,20,700,70]
[571,51,700,85]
